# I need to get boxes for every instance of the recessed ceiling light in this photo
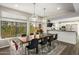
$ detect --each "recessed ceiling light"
[57,7,61,10]
[14,4,18,7]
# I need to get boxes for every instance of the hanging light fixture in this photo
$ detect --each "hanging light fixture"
[44,8,46,19]
[43,8,46,22]
[30,3,38,21]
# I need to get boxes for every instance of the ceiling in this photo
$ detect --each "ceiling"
[0,3,79,19]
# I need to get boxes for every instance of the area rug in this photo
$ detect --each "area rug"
[47,44,67,55]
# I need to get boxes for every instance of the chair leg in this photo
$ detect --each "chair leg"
[25,47,29,55]
[46,44,49,52]
[47,43,49,52]
[26,48,30,55]
[25,47,26,55]
[41,45,43,54]
[42,45,46,54]
[28,49,30,55]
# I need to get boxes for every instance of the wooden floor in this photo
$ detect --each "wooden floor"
[0,47,10,55]
[0,40,79,55]
[60,41,79,55]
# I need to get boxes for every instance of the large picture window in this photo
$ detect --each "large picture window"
[1,21,27,38]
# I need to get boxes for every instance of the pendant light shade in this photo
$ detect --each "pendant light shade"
[31,15,38,21]
[30,3,38,21]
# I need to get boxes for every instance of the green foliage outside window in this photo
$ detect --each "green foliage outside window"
[17,23,27,36]
[1,22,16,38]
[30,23,39,33]
[1,21,27,38]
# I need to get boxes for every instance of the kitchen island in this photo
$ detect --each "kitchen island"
[47,30,77,44]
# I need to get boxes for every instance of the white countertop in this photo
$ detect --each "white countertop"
[48,30,77,44]
[47,30,76,32]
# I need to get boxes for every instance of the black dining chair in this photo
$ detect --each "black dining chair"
[52,34,58,48]
[47,35,53,46]
[47,34,58,50]
[25,39,38,55]
[39,36,48,54]
[53,34,58,40]
[50,34,58,42]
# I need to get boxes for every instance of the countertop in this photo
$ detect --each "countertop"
[47,30,76,32]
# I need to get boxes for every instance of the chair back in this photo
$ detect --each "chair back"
[54,34,58,40]
[11,40,18,50]
[29,35,35,41]
[30,39,38,48]
[35,34,40,39]
[42,36,48,44]
[48,35,53,42]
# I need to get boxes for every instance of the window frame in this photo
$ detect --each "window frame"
[0,17,27,39]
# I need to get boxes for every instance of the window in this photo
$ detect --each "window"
[1,21,16,38]
[17,22,27,36]
[30,22,41,33]
[1,21,27,38]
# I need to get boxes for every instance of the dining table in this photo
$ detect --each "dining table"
[19,33,53,54]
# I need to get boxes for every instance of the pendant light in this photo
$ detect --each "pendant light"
[30,3,38,22]
[43,8,46,23]
[44,8,46,19]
